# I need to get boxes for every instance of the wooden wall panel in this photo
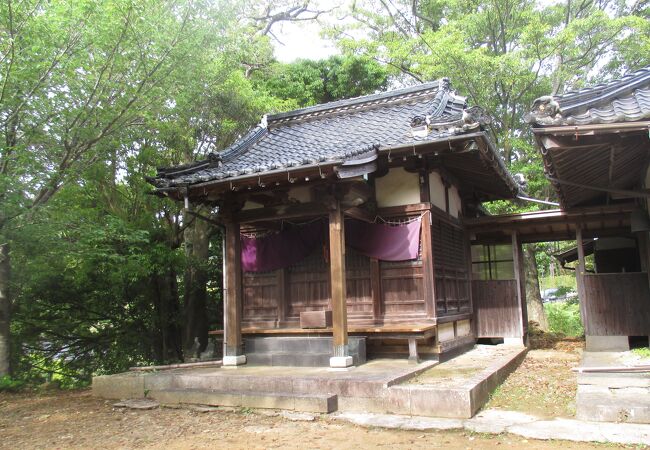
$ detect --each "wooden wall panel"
[432,211,471,316]
[287,250,330,319]
[472,279,522,338]
[381,264,426,316]
[582,272,650,336]
[346,250,373,317]
[242,271,279,321]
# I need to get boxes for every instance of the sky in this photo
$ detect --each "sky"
[272,20,339,62]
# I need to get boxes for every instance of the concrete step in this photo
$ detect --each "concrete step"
[246,352,332,367]
[149,388,337,413]
[242,336,366,367]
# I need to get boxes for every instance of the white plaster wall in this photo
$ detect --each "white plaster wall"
[375,167,420,208]
[449,184,462,218]
[428,171,446,211]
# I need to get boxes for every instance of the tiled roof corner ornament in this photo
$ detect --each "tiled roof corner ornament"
[413,105,491,137]
[526,95,562,125]
[410,114,431,138]
[260,114,268,129]
[207,152,222,168]
[438,77,451,91]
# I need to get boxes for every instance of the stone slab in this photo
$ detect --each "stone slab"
[92,374,144,399]
[334,409,650,446]
[464,409,537,434]
[333,411,463,431]
[148,388,336,413]
[507,418,650,445]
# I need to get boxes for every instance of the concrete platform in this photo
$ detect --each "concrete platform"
[577,351,650,423]
[340,344,527,418]
[92,344,526,418]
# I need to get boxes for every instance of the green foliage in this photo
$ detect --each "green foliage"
[0,375,26,392]
[252,55,389,108]
[545,302,584,338]
[632,347,650,359]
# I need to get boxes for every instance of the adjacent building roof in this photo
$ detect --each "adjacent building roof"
[528,66,650,208]
[527,67,650,126]
[150,79,519,201]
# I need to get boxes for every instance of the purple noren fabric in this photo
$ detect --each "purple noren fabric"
[345,218,421,261]
[240,216,422,272]
[240,220,323,272]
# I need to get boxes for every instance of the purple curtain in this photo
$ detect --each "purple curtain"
[240,216,421,272]
[241,220,323,272]
[345,218,421,261]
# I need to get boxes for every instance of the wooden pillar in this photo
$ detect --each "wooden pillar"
[223,221,246,365]
[511,231,527,344]
[421,211,437,318]
[329,200,352,367]
[276,268,288,326]
[576,227,588,329]
[370,258,382,320]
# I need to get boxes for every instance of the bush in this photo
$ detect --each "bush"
[0,376,26,392]
[545,301,584,337]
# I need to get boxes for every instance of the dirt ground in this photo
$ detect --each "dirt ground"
[0,390,639,450]
[486,337,584,418]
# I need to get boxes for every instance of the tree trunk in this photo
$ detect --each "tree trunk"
[182,207,211,360]
[151,267,183,363]
[0,242,11,376]
[524,245,549,331]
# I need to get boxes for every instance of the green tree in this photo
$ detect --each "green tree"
[0,0,282,376]
[252,55,389,108]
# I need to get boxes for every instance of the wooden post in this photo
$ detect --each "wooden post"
[511,231,527,344]
[329,200,352,367]
[576,227,588,329]
[421,211,437,318]
[418,169,437,318]
[223,221,246,366]
[276,268,288,326]
[370,258,382,320]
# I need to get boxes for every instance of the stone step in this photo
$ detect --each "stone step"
[149,388,337,413]
[246,352,332,367]
[244,336,366,354]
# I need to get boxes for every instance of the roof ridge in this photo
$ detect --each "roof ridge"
[267,79,449,125]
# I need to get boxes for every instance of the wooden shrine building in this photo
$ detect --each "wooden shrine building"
[468,66,650,351]
[150,78,526,367]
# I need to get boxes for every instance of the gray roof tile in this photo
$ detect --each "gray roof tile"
[527,66,650,126]
[151,79,510,192]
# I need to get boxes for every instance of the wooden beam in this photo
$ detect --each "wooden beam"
[329,200,349,360]
[224,221,243,358]
[235,202,327,223]
[344,206,375,223]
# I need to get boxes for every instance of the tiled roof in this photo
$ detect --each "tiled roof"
[151,79,495,189]
[527,66,650,126]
